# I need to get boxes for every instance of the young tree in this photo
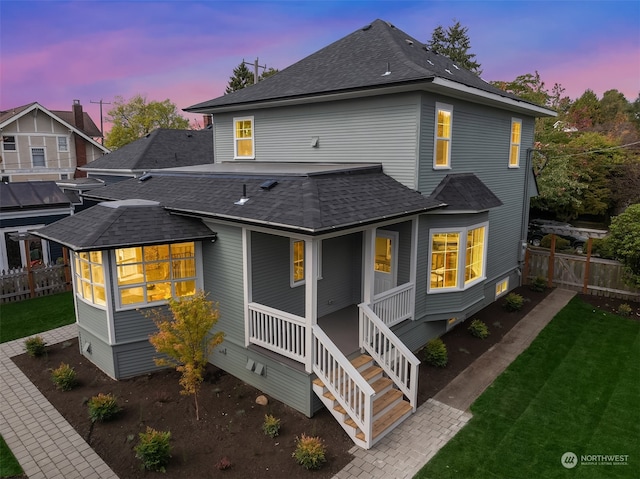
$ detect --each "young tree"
[606,203,640,287]
[147,291,224,420]
[105,94,190,149]
[427,20,482,75]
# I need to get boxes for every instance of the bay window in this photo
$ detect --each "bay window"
[74,251,106,306]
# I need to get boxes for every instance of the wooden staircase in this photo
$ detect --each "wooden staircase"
[312,354,413,449]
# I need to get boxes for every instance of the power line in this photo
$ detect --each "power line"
[536,140,640,162]
[90,99,111,144]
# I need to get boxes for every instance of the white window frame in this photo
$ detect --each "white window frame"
[433,103,453,169]
[72,250,107,309]
[233,116,255,159]
[290,239,305,287]
[509,118,522,168]
[113,242,202,311]
[31,147,46,167]
[2,136,16,151]
[57,136,69,152]
[428,222,488,293]
[495,278,509,298]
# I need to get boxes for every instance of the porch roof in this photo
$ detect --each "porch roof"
[427,173,503,212]
[33,199,216,251]
[82,163,445,234]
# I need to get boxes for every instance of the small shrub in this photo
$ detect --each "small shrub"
[135,427,171,472]
[504,292,525,312]
[51,363,77,391]
[618,303,632,317]
[24,336,47,357]
[262,414,281,438]
[292,434,326,470]
[424,338,448,367]
[468,319,489,339]
[541,234,570,250]
[530,276,547,292]
[216,456,233,470]
[87,393,122,422]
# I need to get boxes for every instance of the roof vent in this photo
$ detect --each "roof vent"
[427,59,434,66]
[445,69,453,75]
[234,184,249,205]
[260,179,278,190]
[405,39,413,46]
[139,173,152,182]
[362,24,372,31]
[382,62,391,76]
[452,64,460,70]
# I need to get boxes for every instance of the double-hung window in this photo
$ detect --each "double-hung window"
[234,116,254,159]
[31,147,45,167]
[57,136,69,152]
[429,223,487,292]
[509,118,522,167]
[115,242,197,307]
[74,251,106,306]
[2,136,16,151]
[434,103,452,169]
[291,239,305,286]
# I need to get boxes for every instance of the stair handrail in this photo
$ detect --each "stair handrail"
[359,302,420,411]
[311,324,374,447]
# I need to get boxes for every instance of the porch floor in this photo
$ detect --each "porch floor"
[318,304,359,357]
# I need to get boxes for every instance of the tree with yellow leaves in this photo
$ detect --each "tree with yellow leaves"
[147,291,224,420]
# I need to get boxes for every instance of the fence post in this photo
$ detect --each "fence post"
[523,247,531,285]
[25,239,36,298]
[63,248,72,291]
[583,238,593,294]
[547,235,556,288]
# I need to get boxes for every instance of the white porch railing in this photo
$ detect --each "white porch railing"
[371,282,414,327]
[248,302,307,364]
[359,303,419,411]
[311,325,374,448]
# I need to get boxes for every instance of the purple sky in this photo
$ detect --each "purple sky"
[2,1,639,131]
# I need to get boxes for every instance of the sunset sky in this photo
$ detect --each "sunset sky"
[2,0,638,130]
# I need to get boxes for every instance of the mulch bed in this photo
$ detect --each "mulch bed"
[11,286,638,478]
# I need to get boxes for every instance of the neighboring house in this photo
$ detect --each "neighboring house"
[35,20,556,449]
[80,128,214,185]
[0,181,72,271]
[0,100,109,182]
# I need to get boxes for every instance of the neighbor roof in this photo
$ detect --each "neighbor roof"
[186,19,556,117]
[0,181,71,211]
[50,109,102,137]
[82,163,445,234]
[428,173,503,212]
[34,199,216,251]
[82,129,213,172]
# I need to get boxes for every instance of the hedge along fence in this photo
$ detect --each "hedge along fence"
[0,262,71,303]
[525,244,640,301]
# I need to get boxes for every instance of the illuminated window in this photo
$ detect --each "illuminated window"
[73,251,106,306]
[509,119,522,167]
[234,117,254,159]
[375,236,392,273]
[291,239,305,286]
[495,278,509,298]
[430,224,487,292]
[116,242,196,307]
[434,103,452,168]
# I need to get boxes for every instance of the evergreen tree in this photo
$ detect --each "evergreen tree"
[225,61,279,94]
[427,21,482,75]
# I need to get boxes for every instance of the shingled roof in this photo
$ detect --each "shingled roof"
[82,129,213,172]
[82,163,445,234]
[428,173,503,212]
[34,199,215,251]
[186,19,554,117]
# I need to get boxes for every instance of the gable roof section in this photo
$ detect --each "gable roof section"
[428,173,503,212]
[34,199,216,251]
[0,103,109,153]
[186,19,555,117]
[50,109,102,137]
[82,164,445,234]
[0,181,71,211]
[82,129,213,172]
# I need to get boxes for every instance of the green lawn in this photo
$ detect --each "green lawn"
[0,435,23,478]
[0,292,75,343]
[416,297,639,479]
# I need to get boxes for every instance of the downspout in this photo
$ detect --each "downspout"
[520,148,544,273]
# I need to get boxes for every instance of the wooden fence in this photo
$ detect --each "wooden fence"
[0,262,72,304]
[525,247,640,301]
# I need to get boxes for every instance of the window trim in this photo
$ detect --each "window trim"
[495,278,509,298]
[31,147,46,167]
[290,239,305,287]
[233,116,255,159]
[72,250,107,309]
[57,136,69,152]
[509,118,522,168]
[2,136,16,152]
[433,103,453,169]
[428,222,488,293]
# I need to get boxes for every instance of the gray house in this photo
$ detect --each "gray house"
[35,19,555,449]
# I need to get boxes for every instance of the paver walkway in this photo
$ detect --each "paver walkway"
[1,288,575,479]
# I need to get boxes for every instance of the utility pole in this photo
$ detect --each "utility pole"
[253,58,266,84]
[90,99,111,144]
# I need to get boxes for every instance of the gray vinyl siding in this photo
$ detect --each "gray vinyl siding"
[208,339,316,416]
[114,341,164,379]
[113,307,158,343]
[76,299,109,340]
[379,221,412,286]
[202,222,245,344]
[214,93,421,189]
[317,233,362,317]
[391,317,447,354]
[251,232,305,317]
[78,327,116,378]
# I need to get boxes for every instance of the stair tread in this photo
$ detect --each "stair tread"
[350,354,373,369]
[335,388,403,416]
[355,401,413,441]
[361,365,383,381]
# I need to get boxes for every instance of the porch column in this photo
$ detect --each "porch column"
[362,228,376,305]
[304,238,317,373]
[242,228,253,348]
[409,217,419,319]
